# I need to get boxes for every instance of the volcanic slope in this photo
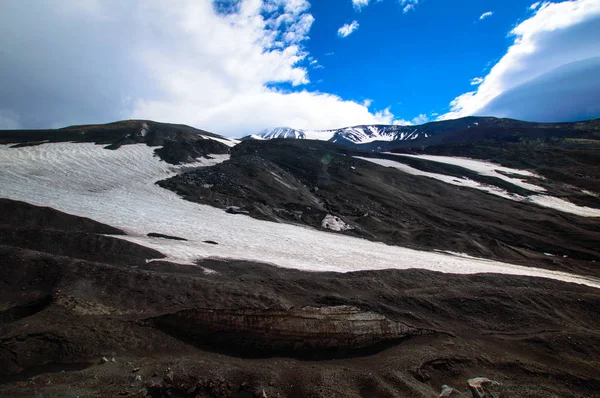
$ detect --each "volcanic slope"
[0,119,237,164]
[160,139,600,278]
[389,132,600,209]
[1,200,600,397]
[2,141,597,285]
[1,130,600,396]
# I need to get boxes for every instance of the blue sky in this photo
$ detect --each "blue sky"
[0,0,599,136]
[304,0,535,122]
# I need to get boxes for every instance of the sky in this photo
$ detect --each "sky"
[0,0,599,137]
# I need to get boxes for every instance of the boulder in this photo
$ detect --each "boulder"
[467,377,501,398]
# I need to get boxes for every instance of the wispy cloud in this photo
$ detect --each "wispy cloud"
[479,11,493,20]
[337,20,360,37]
[529,2,541,10]
[400,0,420,13]
[352,0,370,11]
[470,77,484,85]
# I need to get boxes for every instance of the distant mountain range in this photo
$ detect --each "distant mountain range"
[244,116,600,151]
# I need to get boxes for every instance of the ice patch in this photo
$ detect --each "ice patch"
[1,143,600,289]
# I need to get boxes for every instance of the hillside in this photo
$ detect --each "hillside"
[1,119,600,397]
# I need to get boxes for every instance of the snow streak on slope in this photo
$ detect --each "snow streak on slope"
[354,157,523,201]
[1,143,600,289]
[389,153,545,192]
[201,135,239,147]
[358,155,600,218]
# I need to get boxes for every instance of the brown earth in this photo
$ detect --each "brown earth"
[1,199,600,397]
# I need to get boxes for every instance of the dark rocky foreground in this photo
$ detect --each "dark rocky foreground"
[1,199,600,397]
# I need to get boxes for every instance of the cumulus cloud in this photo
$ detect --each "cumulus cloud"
[479,11,493,20]
[337,20,360,37]
[440,0,600,122]
[470,77,484,85]
[0,0,403,136]
[352,0,370,11]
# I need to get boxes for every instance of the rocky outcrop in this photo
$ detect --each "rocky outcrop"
[147,232,188,241]
[467,377,501,398]
[153,306,420,357]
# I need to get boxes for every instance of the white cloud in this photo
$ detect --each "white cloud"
[440,0,600,122]
[391,113,431,126]
[337,20,360,37]
[0,0,412,135]
[411,113,429,125]
[470,77,484,85]
[362,99,373,107]
[529,2,541,10]
[352,0,370,11]
[400,0,419,13]
[479,11,493,20]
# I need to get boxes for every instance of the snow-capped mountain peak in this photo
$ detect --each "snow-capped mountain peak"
[251,124,429,146]
[256,127,306,140]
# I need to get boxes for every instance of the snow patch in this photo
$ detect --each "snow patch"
[357,156,600,218]
[388,153,544,192]
[355,156,522,201]
[201,135,238,147]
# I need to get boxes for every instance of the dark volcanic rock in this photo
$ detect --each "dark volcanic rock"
[153,305,420,358]
[0,199,124,235]
[467,377,501,398]
[147,232,188,241]
[0,120,232,164]
[0,200,164,267]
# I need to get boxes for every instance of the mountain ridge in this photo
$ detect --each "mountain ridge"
[244,116,600,151]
